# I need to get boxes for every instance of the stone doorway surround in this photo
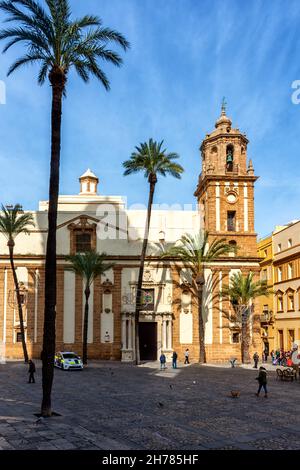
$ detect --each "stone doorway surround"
[121,311,173,362]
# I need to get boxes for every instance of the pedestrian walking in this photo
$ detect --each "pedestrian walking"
[28,359,36,383]
[172,351,178,369]
[160,353,166,370]
[253,352,259,369]
[184,349,190,364]
[264,348,269,362]
[255,366,268,398]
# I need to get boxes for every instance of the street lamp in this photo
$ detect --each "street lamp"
[196,273,205,288]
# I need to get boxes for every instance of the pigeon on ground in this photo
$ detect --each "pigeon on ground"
[35,417,45,425]
[169,384,173,389]
[158,402,164,408]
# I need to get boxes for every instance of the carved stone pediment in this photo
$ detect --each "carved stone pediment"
[102,279,113,292]
[224,185,239,197]
[67,215,97,232]
[143,270,154,283]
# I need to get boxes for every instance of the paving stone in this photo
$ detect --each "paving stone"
[37,442,58,450]
[0,361,299,450]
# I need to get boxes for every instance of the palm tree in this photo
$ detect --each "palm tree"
[221,271,270,364]
[66,251,114,365]
[0,204,34,362]
[0,0,129,416]
[123,139,184,364]
[161,231,232,363]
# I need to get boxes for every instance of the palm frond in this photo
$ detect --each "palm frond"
[65,251,114,286]
[0,203,35,240]
[161,231,232,276]
[7,53,44,75]
[0,0,129,89]
[123,139,184,181]
[221,271,271,306]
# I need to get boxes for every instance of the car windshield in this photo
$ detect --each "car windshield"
[62,353,78,359]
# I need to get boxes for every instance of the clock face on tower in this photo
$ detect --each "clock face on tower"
[226,193,237,204]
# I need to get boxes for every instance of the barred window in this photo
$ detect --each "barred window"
[75,232,92,253]
[227,211,236,232]
[16,332,23,343]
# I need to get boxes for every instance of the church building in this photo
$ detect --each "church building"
[0,107,262,362]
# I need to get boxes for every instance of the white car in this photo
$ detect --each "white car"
[54,352,83,370]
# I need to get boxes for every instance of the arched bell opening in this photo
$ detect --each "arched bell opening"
[226,144,234,172]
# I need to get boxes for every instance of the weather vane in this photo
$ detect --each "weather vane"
[221,96,227,114]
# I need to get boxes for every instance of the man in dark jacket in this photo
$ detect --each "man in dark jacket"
[255,366,267,398]
[28,360,36,383]
[172,351,178,369]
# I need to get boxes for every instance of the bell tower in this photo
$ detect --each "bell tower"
[194,102,258,257]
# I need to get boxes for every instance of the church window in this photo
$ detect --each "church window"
[227,211,236,231]
[75,232,92,253]
[16,331,23,343]
[232,332,240,343]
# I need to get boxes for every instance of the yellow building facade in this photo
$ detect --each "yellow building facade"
[258,221,300,353]
[257,234,275,354]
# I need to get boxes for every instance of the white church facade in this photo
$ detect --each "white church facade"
[0,110,262,362]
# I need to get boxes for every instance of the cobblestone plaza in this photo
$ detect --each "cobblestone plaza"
[0,361,299,451]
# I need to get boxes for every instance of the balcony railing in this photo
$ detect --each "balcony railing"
[227,222,236,232]
[260,310,274,324]
[225,164,239,175]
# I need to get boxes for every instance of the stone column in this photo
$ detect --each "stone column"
[56,267,64,348]
[112,266,122,360]
[121,317,126,350]
[128,317,132,350]
[167,319,172,350]
[162,319,167,350]
[171,266,181,357]
[34,269,39,344]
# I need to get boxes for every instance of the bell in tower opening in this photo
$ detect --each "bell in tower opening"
[226,144,234,172]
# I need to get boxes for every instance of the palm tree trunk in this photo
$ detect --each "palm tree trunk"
[83,285,90,365]
[197,280,206,363]
[8,240,28,363]
[241,305,250,364]
[41,69,65,417]
[134,176,156,365]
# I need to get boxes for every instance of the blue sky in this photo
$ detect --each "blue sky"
[0,0,300,238]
